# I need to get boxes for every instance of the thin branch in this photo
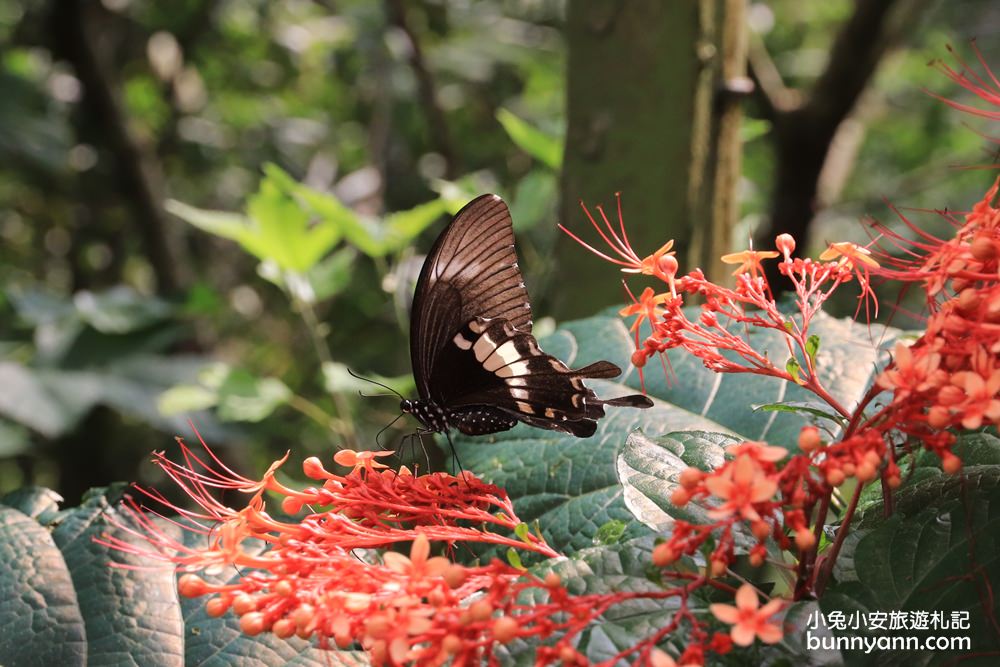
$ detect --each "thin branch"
[385,0,458,178]
[51,0,184,294]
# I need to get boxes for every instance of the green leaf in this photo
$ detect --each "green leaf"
[0,505,86,667]
[805,334,821,366]
[752,401,846,426]
[509,169,557,232]
[1,486,63,522]
[384,198,449,245]
[506,547,525,570]
[514,522,531,541]
[321,362,415,398]
[786,356,803,384]
[165,199,256,244]
[171,166,342,273]
[50,487,185,666]
[856,432,1000,524]
[825,468,1000,664]
[617,431,744,536]
[496,108,563,170]
[157,384,219,416]
[214,369,292,423]
[593,519,628,545]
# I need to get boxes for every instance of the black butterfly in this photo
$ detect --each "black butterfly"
[400,194,652,439]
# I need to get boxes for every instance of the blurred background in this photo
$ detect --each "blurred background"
[0,0,997,504]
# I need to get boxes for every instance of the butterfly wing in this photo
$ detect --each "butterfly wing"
[410,194,532,401]
[437,318,653,437]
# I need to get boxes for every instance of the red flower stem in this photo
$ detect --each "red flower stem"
[814,480,865,595]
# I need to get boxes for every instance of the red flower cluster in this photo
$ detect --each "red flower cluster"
[565,155,996,604]
[102,438,737,665]
[869,180,1000,464]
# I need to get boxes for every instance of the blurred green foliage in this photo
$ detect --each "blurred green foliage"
[0,0,996,501]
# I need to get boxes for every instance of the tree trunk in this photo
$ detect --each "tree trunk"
[555,0,746,318]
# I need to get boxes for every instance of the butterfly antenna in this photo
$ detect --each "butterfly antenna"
[347,367,405,400]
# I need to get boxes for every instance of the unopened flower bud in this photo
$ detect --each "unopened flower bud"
[658,254,678,277]
[670,487,691,506]
[303,456,327,479]
[492,616,519,643]
[469,599,493,622]
[443,564,467,589]
[856,461,877,482]
[941,453,963,475]
[970,236,998,261]
[775,233,796,257]
[795,529,816,550]
[205,596,230,617]
[442,634,463,655]
[232,593,257,616]
[798,426,821,453]
[273,618,296,638]
[651,542,677,567]
[631,349,648,368]
[178,574,207,597]
[239,612,267,636]
[826,468,846,487]
[751,520,771,540]
[679,466,703,489]
[927,405,951,428]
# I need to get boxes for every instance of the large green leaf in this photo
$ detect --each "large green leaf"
[496,108,563,170]
[825,464,1000,665]
[0,505,86,667]
[616,431,739,533]
[51,486,186,667]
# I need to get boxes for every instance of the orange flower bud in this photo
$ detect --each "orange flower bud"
[970,236,998,261]
[751,521,771,541]
[651,542,677,567]
[942,453,963,474]
[826,468,846,487]
[775,233,796,256]
[670,487,691,506]
[303,456,328,478]
[469,600,493,622]
[205,597,230,617]
[443,564,467,589]
[794,529,816,551]
[631,349,648,368]
[679,466,703,489]
[232,593,257,615]
[492,616,519,643]
[856,461,877,482]
[178,574,207,597]
[239,612,267,636]
[927,405,951,428]
[798,426,821,452]
[273,618,296,639]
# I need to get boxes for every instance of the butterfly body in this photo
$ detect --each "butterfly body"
[406,194,652,439]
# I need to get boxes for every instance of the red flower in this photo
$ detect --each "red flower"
[709,583,784,646]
